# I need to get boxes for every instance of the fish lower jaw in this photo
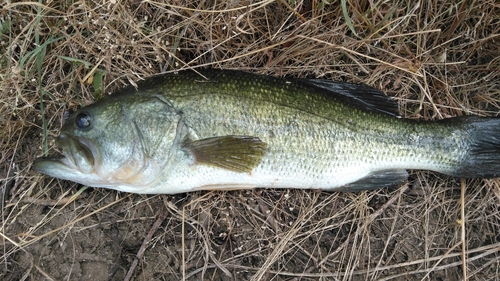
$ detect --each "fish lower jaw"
[34,154,77,176]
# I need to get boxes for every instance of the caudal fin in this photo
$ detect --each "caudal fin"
[448,116,500,178]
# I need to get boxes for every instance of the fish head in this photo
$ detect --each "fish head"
[34,95,183,192]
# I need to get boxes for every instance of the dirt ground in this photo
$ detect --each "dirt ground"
[1,1,500,280]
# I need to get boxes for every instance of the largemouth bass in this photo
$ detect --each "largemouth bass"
[34,69,500,194]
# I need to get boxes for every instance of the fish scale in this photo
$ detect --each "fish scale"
[34,69,500,194]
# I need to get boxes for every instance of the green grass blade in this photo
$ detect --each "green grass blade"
[341,0,358,37]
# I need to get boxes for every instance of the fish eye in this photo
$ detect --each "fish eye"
[75,111,92,129]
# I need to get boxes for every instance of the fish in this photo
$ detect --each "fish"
[33,69,500,194]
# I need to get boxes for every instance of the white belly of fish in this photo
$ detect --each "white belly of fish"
[124,157,414,194]
[120,147,454,194]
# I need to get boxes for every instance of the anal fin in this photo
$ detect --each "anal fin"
[339,169,408,192]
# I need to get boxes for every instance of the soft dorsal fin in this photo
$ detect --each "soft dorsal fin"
[297,79,400,117]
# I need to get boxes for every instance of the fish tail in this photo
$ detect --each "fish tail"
[447,116,500,178]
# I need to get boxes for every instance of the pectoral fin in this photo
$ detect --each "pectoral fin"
[339,169,408,191]
[183,136,267,173]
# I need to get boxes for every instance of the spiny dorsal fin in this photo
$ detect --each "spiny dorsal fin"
[297,78,400,117]
[183,135,267,173]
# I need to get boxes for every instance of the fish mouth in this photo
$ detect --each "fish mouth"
[33,133,97,178]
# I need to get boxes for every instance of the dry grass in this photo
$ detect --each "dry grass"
[1,0,500,280]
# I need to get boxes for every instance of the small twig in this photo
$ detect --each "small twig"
[296,35,425,77]
[461,178,467,281]
[421,241,462,280]
[176,194,232,279]
[256,196,280,233]
[22,197,72,206]
[124,206,169,281]
[378,246,499,281]
[372,187,403,278]
[277,0,308,23]
[34,264,56,281]
[107,220,122,281]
